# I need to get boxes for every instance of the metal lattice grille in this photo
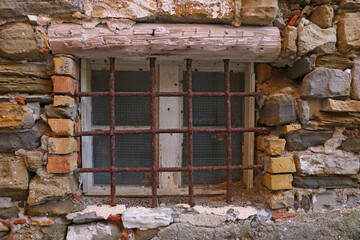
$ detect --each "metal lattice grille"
[75,58,266,207]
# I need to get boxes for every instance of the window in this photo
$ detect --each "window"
[78,58,263,206]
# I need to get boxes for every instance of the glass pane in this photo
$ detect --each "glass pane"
[182,71,245,185]
[183,71,245,127]
[91,70,150,126]
[93,135,151,186]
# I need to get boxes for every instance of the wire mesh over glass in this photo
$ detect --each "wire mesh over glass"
[75,58,266,207]
[182,71,245,185]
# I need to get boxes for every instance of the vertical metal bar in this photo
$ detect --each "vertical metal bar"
[186,59,195,207]
[109,58,116,206]
[224,59,232,204]
[150,58,158,207]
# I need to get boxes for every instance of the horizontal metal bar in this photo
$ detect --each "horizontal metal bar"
[75,165,263,173]
[74,127,268,136]
[75,91,266,97]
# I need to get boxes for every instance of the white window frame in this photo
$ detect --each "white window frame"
[80,59,255,196]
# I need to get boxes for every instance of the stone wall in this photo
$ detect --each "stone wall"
[0,0,359,239]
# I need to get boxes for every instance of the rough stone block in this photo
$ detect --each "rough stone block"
[241,0,278,26]
[48,119,74,136]
[47,153,77,173]
[48,137,79,154]
[259,94,297,126]
[321,99,360,112]
[45,104,77,120]
[0,197,19,219]
[293,149,360,175]
[312,192,341,211]
[298,23,336,56]
[23,150,45,172]
[84,0,155,20]
[284,130,333,151]
[282,124,301,133]
[337,12,360,53]
[352,59,360,100]
[341,137,360,152]
[51,76,76,95]
[66,222,120,240]
[287,56,313,79]
[27,198,80,217]
[122,207,173,229]
[260,187,295,210]
[257,136,286,156]
[293,176,358,189]
[309,5,334,28]
[298,100,310,124]
[0,76,52,94]
[316,112,360,127]
[267,157,296,174]
[0,0,83,18]
[158,0,234,23]
[300,68,351,98]
[0,22,42,61]
[53,96,75,107]
[315,54,353,70]
[263,173,293,190]
[0,155,29,200]
[0,122,49,153]
[281,26,297,58]
[0,103,35,130]
[27,175,78,206]
[0,62,51,79]
[53,56,79,80]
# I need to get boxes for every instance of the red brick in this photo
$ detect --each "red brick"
[73,193,82,201]
[272,213,296,220]
[13,219,26,225]
[51,76,76,95]
[0,220,10,226]
[47,153,77,173]
[48,119,74,136]
[108,214,122,225]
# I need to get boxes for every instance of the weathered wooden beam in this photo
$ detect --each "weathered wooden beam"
[48,23,280,62]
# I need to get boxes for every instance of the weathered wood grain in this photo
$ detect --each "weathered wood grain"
[48,23,280,62]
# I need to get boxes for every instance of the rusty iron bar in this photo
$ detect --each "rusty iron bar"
[74,127,268,137]
[224,59,232,204]
[75,164,264,173]
[75,91,265,97]
[109,58,116,206]
[149,58,158,208]
[186,59,195,207]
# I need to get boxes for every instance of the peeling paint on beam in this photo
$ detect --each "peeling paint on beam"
[48,23,281,62]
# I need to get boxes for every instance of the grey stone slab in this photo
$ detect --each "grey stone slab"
[284,130,333,151]
[293,175,358,189]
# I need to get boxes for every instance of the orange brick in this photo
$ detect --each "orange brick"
[257,136,286,156]
[263,173,293,190]
[53,95,75,107]
[48,137,79,154]
[267,157,296,174]
[53,56,79,80]
[51,76,76,95]
[282,124,301,133]
[47,153,77,173]
[48,119,74,136]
